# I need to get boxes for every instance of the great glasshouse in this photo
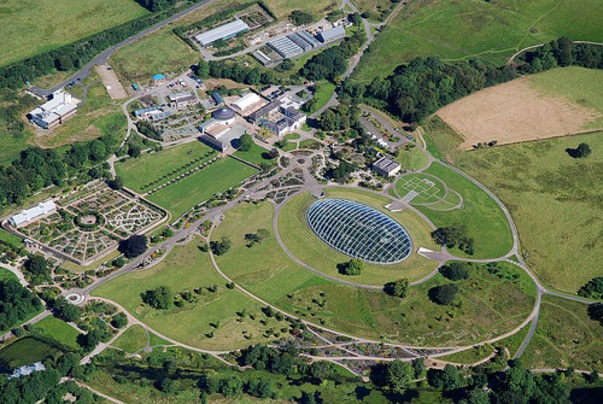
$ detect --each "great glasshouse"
[306,198,412,264]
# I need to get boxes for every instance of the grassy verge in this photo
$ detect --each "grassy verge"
[92,236,290,350]
[277,190,439,285]
[148,157,257,219]
[33,316,80,349]
[0,228,23,247]
[523,296,603,372]
[112,325,148,353]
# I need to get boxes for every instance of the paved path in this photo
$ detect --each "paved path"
[29,0,219,97]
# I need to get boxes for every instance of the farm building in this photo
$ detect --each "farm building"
[168,92,197,108]
[371,157,401,177]
[317,25,345,43]
[9,200,57,227]
[194,19,250,46]
[28,90,78,130]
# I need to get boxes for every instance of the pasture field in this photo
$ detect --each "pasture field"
[109,29,198,85]
[263,0,338,19]
[453,130,603,292]
[277,190,439,285]
[418,162,514,259]
[148,157,257,219]
[31,75,127,149]
[33,316,80,349]
[0,337,61,373]
[213,201,534,345]
[437,69,603,149]
[354,0,603,81]
[0,0,148,67]
[116,141,215,193]
[112,325,148,353]
[93,237,288,350]
[523,296,603,372]
[422,116,464,163]
[355,0,397,21]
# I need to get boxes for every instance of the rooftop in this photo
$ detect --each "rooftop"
[194,19,250,46]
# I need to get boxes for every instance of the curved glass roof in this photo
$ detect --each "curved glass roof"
[306,198,412,264]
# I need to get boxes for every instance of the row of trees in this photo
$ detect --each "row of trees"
[208,61,281,86]
[341,38,603,123]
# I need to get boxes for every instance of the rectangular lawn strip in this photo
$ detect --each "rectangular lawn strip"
[419,162,513,259]
[523,296,603,372]
[92,236,288,350]
[0,228,23,246]
[453,131,603,293]
[277,190,439,285]
[116,141,215,193]
[148,157,257,219]
[353,0,603,82]
[33,316,81,349]
[111,325,148,353]
[0,0,148,67]
[233,142,270,166]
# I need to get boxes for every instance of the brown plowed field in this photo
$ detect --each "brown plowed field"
[437,78,601,149]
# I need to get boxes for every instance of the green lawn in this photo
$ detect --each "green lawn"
[116,141,215,193]
[93,236,289,350]
[0,268,17,282]
[277,190,439,285]
[529,67,603,128]
[298,139,322,150]
[0,337,61,372]
[233,142,271,166]
[33,316,80,348]
[416,162,514,259]
[396,144,429,171]
[453,130,603,292]
[308,82,336,115]
[0,0,148,66]
[112,325,148,353]
[523,296,603,372]
[213,201,534,346]
[148,157,257,219]
[395,174,447,204]
[109,29,199,85]
[0,228,23,247]
[354,0,603,81]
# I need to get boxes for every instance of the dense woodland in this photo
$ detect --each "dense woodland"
[0,279,42,332]
[342,38,603,123]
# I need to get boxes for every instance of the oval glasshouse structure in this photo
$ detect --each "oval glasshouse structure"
[306,198,412,264]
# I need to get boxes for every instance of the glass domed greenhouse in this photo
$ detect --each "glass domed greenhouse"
[306,198,412,264]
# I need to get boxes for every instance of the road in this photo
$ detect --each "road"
[29,0,219,97]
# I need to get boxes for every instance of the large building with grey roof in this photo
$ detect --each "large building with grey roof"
[194,19,250,46]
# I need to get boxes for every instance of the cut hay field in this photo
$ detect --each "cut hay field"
[523,296,603,372]
[93,237,289,350]
[417,162,514,259]
[0,0,149,67]
[277,189,439,285]
[213,201,535,346]
[354,0,603,81]
[453,130,603,293]
[147,157,257,219]
[437,68,603,149]
[116,141,215,193]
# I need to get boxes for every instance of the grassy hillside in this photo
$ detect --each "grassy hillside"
[354,0,603,81]
[0,0,148,66]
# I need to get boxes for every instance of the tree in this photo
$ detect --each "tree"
[429,283,459,305]
[338,258,364,275]
[567,142,592,158]
[25,254,49,276]
[210,236,232,255]
[238,134,254,152]
[579,277,603,299]
[141,286,173,310]
[385,360,414,393]
[431,224,474,255]
[52,297,82,323]
[384,278,410,298]
[428,365,463,391]
[439,262,469,281]
[412,358,426,379]
[268,148,279,159]
[118,234,148,258]
[587,303,603,325]
[290,10,314,26]
[0,280,42,331]
[196,60,210,78]
[111,313,128,329]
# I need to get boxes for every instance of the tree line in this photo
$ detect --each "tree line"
[341,38,603,123]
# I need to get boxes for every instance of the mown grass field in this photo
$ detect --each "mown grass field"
[395,174,447,204]
[93,237,288,350]
[232,142,271,166]
[417,162,514,259]
[523,296,603,372]
[213,201,534,345]
[0,268,17,282]
[116,141,214,193]
[307,82,336,115]
[277,190,439,285]
[396,144,429,171]
[0,0,148,67]
[148,157,257,219]
[111,325,148,353]
[33,316,80,349]
[354,0,603,81]
[453,130,603,292]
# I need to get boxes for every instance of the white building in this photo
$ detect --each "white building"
[194,19,250,47]
[29,91,79,130]
[168,92,197,108]
[9,200,57,227]
[231,93,261,113]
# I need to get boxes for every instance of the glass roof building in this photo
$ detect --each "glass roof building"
[306,198,412,264]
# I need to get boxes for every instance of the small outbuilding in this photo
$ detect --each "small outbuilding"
[371,157,401,177]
